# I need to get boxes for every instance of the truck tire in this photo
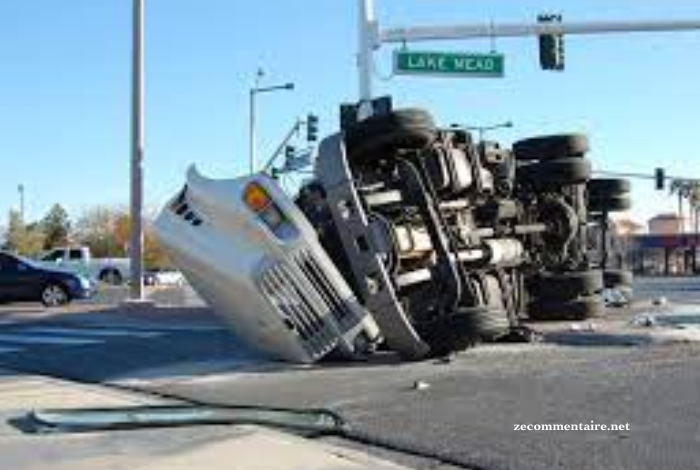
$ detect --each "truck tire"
[472,306,511,341]
[344,108,437,162]
[603,269,633,288]
[518,158,592,186]
[528,295,604,321]
[588,195,631,213]
[588,178,631,197]
[422,306,510,357]
[513,134,589,161]
[41,283,70,307]
[99,269,123,286]
[529,270,604,302]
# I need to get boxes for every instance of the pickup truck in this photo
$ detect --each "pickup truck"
[38,246,131,285]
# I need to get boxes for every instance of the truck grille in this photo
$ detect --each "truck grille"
[259,250,351,358]
[291,250,354,323]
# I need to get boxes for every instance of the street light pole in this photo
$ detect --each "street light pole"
[17,184,25,224]
[249,88,256,174]
[129,0,145,301]
[248,80,294,174]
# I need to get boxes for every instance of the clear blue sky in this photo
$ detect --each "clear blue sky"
[1,0,699,229]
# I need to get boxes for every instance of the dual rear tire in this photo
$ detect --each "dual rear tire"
[514,134,592,188]
[588,178,632,213]
[527,270,605,321]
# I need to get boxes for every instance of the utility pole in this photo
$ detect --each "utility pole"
[129,0,145,301]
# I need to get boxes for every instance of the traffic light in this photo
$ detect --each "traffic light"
[306,114,319,142]
[538,14,565,71]
[284,145,296,160]
[655,168,665,190]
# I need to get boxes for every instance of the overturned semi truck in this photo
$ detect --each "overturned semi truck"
[154,106,632,363]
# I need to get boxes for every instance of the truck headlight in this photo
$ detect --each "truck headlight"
[243,182,297,238]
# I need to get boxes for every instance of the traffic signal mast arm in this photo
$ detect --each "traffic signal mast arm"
[375,19,700,45]
[357,0,700,103]
[594,169,699,191]
[263,119,303,172]
[262,115,319,173]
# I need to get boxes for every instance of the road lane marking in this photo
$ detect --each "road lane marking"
[0,334,102,346]
[0,346,23,354]
[79,322,227,333]
[113,358,275,385]
[19,327,162,338]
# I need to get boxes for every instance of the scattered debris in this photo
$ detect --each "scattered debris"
[569,323,597,332]
[412,380,431,391]
[435,355,454,365]
[633,315,657,328]
[497,326,542,343]
[602,288,629,308]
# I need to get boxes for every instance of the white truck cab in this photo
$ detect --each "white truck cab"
[154,166,381,363]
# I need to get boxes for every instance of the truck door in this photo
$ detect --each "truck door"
[68,248,90,277]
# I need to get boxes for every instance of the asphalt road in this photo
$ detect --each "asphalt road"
[2,277,700,470]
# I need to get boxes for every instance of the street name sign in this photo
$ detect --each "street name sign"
[393,50,505,78]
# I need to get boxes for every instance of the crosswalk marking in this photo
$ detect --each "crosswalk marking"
[0,346,22,354]
[79,322,226,333]
[0,322,212,354]
[19,327,162,339]
[0,333,103,346]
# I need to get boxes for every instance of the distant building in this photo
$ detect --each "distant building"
[629,213,699,275]
[587,217,642,271]
[648,213,685,235]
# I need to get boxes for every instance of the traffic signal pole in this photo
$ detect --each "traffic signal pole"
[357,0,377,117]
[358,0,700,110]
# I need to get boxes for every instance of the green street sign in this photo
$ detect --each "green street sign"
[393,50,505,78]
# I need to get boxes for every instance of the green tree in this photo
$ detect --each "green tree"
[73,207,124,258]
[40,204,71,249]
[108,212,173,270]
[3,210,46,256]
[72,206,173,269]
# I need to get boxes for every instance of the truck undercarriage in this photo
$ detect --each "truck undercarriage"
[155,105,633,362]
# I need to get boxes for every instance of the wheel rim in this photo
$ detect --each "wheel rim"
[43,285,66,307]
[102,271,121,285]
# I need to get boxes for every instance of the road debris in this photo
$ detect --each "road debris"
[412,380,431,391]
